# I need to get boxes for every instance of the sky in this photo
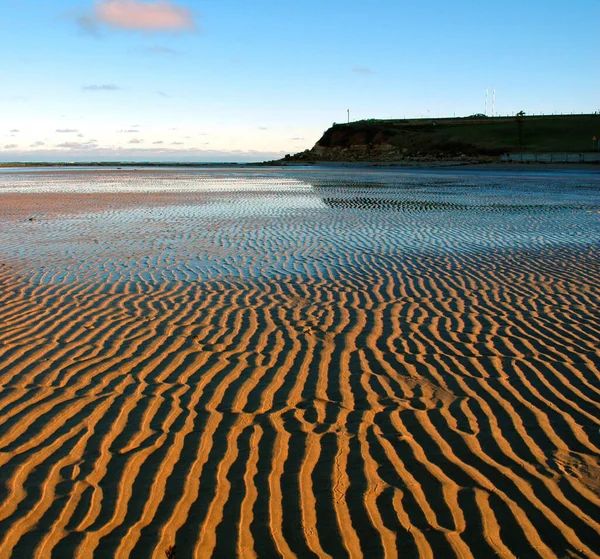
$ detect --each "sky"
[1,0,598,162]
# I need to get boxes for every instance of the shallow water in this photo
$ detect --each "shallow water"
[1,167,599,284]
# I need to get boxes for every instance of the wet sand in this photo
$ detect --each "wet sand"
[0,169,599,558]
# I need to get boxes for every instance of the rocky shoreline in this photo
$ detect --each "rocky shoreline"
[278,143,497,166]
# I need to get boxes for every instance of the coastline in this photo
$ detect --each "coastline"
[268,160,600,172]
[1,160,599,173]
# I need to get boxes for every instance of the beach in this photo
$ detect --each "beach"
[0,167,599,558]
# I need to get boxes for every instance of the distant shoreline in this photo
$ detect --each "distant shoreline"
[0,162,244,168]
[1,160,598,173]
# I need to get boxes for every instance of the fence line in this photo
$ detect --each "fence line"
[500,153,600,163]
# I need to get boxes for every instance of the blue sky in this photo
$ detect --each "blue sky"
[1,0,598,162]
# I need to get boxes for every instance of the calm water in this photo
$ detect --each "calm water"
[1,167,599,283]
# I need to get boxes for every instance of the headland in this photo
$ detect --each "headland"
[273,113,600,167]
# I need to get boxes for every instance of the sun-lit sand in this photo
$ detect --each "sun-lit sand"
[0,168,599,558]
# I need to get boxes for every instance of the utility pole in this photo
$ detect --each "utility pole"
[347,109,350,124]
[516,111,525,149]
[485,87,488,116]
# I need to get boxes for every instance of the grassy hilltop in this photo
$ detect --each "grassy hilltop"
[286,113,600,163]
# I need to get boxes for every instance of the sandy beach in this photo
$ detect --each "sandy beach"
[0,168,599,558]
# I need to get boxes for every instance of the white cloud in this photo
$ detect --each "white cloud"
[56,128,79,133]
[91,1,196,33]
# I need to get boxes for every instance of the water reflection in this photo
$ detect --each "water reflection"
[1,168,599,284]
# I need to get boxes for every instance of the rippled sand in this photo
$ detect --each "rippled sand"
[0,168,599,558]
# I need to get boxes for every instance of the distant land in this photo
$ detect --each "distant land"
[0,162,243,168]
[2,114,599,168]
[275,113,600,165]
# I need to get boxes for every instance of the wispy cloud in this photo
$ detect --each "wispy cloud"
[56,128,79,133]
[352,66,374,75]
[153,141,164,144]
[4,144,18,149]
[31,141,45,147]
[76,14,102,38]
[84,0,196,33]
[142,45,181,55]
[156,91,171,97]
[291,137,305,141]
[258,127,268,130]
[129,138,144,144]
[119,129,139,133]
[10,129,20,133]
[171,141,184,145]
[56,141,98,149]
[1,146,288,163]
[82,84,122,91]
[0,96,28,103]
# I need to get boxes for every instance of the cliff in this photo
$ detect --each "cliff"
[282,114,600,164]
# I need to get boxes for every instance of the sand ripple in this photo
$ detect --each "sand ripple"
[0,169,599,558]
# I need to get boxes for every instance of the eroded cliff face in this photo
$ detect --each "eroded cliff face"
[285,119,493,163]
[286,143,488,163]
[280,114,600,164]
[316,126,393,149]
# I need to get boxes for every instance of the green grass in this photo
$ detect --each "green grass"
[316,114,600,155]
